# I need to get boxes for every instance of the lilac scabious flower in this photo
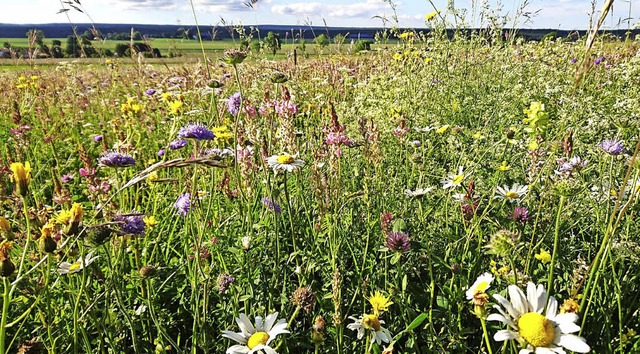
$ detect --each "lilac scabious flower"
[594,56,605,65]
[216,273,235,294]
[174,193,192,216]
[600,139,625,155]
[570,58,578,64]
[177,123,215,140]
[227,91,242,115]
[94,135,103,142]
[98,151,136,167]
[385,232,411,253]
[169,139,188,150]
[157,149,165,157]
[556,156,587,177]
[261,197,282,214]
[117,214,145,235]
[145,88,157,96]
[511,206,530,224]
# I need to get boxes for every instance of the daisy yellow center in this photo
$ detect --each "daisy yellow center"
[68,262,81,272]
[505,191,519,199]
[362,314,381,331]
[277,155,295,164]
[452,175,464,185]
[517,312,555,348]
[247,331,270,349]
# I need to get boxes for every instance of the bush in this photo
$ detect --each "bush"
[354,39,372,52]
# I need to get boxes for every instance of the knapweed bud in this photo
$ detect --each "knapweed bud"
[87,226,113,246]
[139,265,157,278]
[207,79,223,89]
[291,286,315,313]
[222,49,247,65]
[39,235,57,254]
[270,71,289,84]
[10,162,31,197]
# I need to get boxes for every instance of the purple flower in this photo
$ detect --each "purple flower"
[600,139,625,155]
[117,214,145,235]
[174,193,192,216]
[61,174,74,183]
[177,123,215,140]
[227,91,241,115]
[511,206,530,224]
[98,151,136,167]
[570,58,578,64]
[94,135,103,142]
[145,89,157,96]
[385,232,410,253]
[157,149,166,157]
[216,273,235,293]
[594,56,605,65]
[169,139,188,150]
[261,197,281,214]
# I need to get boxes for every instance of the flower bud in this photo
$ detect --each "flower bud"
[39,235,57,254]
[10,162,31,197]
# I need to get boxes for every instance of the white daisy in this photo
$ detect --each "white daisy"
[57,250,99,275]
[266,153,305,172]
[466,272,494,301]
[496,183,529,202]
[441,166,468,189]
[221,312,289,354]
[487,282,590,353]
[347,314,393,345]
[404,187,434,198]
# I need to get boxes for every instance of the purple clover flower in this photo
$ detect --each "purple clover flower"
[117,214,145,235]
[261,197,282,214]
[98,151,136,167]
[177,123,215,140]
[94,135,103,142]
[145,89,157,96]
[169,139,188,150]
[216,273,235,294]
[61,174,73,183]
[227,91,241,115]
[385,232,411,253]
[174,193,192,216]
[511,206,530,224]
[600,139,625,155]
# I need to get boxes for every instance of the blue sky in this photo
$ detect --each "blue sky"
[0,0,637,30]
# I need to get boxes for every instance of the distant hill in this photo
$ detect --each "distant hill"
[0,23,637,41]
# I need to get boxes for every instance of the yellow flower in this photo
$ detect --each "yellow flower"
[161,92,172,102]
[10,162,31,197]
[559,298,580,314]
[535,249,551,264]
[70,203,84,224]
[143,216,158,229]
[436,125,450,134]
[169,100,184,115]
[55,209,73,225]
[41,219,57,238]
[425,10,440,21]
[368,291,393,315]
[497,161,511,171]
[423,57,432,64]
[392,52,403,61]
[472,131,484,139]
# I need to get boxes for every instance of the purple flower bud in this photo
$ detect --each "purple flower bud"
[594,56,605,65]
[116,213,145,235]
[261,197,282,214]
[157,149,166,157]
[385,232,410,253]
[511,206,530,224]
[94,135,103,142]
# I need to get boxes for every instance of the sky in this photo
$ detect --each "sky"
[0,0,638,30]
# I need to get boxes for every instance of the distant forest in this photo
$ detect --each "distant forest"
[1,23,638,41]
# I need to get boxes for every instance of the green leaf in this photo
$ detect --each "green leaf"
[405,313,428,332]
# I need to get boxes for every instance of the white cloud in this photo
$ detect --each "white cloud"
[272,0,390,18]
[193,0,261,12]
[110,0,176,11]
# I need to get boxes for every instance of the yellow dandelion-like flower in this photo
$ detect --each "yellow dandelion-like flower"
[368,291,393,315]
[143,216,158,229]
[10,162,32,197]
[497,161,511,171]
[169,100,184,115]
[436,125,450,134]
[55,209,73,225]
[161,92,172,102]
[425,10,440,21]
[560,298,580,314]
[392,52,403,61]
[70,203,84,224]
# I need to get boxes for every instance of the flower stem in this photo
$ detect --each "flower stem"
[547,195,565,294]
[0,277,10,354]
[480,317,494,354]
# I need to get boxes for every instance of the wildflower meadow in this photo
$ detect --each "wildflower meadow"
[1,9,640,354]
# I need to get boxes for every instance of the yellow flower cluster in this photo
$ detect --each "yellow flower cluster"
[212,125,233,144]
[121,97,144,118]
[16,75,39,90]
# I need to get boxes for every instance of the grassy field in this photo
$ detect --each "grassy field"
[0,29,639,354]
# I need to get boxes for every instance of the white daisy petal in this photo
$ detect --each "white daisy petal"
[557,334,590,353]
[494,329,518,341]
[508,285,529,315]
[519,349,533,354]
[534,347,556,354]
[545,297,558,319]
[221,331,247,344]
[262,312,278,332]
[226,344,250,354]
[493,294,521,321]
[237,313,255,336]
[527,282,539,312]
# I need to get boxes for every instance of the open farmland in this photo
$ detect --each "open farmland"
[0,30,640,354]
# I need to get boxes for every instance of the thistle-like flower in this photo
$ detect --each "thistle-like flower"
[177,123,215,141]
[98,151,136,168]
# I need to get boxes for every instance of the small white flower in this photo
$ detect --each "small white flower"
[266,153,305,172]
[496,183,529,202]
[221,312,289,354]
[441,166,468,189]
[57,250,99,275]
[404,187,434,198]
[466,272,494,300]
[347,314,393,345]
[487,282,590,353]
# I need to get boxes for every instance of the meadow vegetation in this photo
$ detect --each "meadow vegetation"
[0,19,640,354]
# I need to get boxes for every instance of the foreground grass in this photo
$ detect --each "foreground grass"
[0,34,639,354]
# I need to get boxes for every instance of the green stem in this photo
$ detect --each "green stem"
[480,317,494,354]
[0,278,10,354]
[547,195,565,294]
